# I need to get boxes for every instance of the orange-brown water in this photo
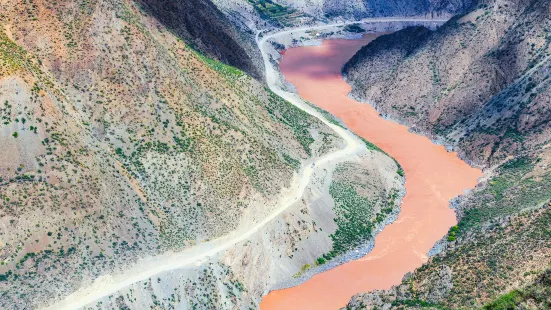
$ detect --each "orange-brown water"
[260,34,482,309]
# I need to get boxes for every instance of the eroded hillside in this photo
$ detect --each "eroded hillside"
[343,0,551,308]
[344,0,551,166]
[0,0,347,307]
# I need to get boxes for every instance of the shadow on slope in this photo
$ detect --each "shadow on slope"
[136,0,263,80]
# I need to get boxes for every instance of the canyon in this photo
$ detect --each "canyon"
[261,31,481,310]
[1,0,551,309]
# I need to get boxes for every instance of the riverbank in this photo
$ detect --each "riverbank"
[260,29,482,309]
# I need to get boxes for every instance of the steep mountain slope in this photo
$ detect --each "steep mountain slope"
[137,0,264,80]
[483,267,551,309]
[344,0,551,165]
[0,0,349,307]
[0,0,412,308]
[343,0,551,308]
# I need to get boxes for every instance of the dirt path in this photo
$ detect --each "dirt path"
[43,22,370,310]
[44,18,454,310]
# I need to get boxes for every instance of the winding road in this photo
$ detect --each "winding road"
[44,17,447,310]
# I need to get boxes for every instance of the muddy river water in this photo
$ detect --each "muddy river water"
[260,34,482,309]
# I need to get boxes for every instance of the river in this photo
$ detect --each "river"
[260,33,482,309]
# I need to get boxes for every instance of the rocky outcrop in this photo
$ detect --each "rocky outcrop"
[346,266,453,309]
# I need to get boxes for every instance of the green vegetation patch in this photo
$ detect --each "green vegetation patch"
[323,176,399,263]
[0,26,28,73]
[429,61,440,85]
[282,153,300,170]
[265,90,315,155]
[305,101,344,128]
[292,180,399,278]
[483,268,551,309]
[457,156,550,236]
[483,290,524,310]
[358,136,384,153]
[247,0,309,27]
[194,49,245,79]
[328,181,376,255]
[243,165,263,192]
[447,225,459,241]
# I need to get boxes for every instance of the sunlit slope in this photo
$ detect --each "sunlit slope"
[0,0,342,307]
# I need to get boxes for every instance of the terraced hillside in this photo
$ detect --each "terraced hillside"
[247,0,316,27]
[212,0,318,31]
[343,0,551,308]
[0,0,346,307]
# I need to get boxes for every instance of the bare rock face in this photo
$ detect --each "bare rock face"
[415,265,454,303]
[347,290,392,309]
[346,266,453,309]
